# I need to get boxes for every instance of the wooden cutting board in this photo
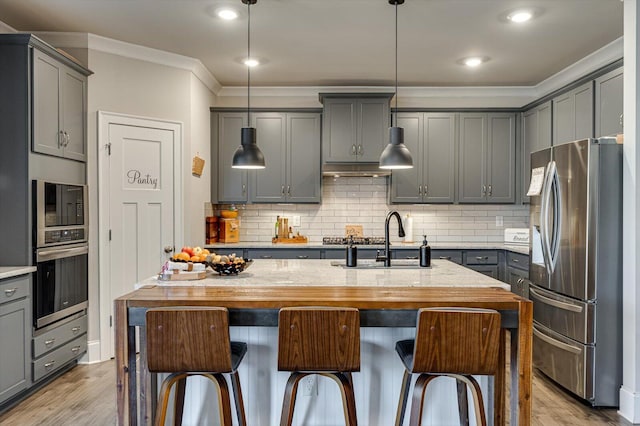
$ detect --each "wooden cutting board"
[345,225,363,237]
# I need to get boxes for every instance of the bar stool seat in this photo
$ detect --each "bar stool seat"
[146,307,247,426]
[277,306,360,426]
[394,307,502,426]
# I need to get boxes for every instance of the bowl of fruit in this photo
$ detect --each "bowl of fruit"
[205,253,252,275]
[171,246,210,263]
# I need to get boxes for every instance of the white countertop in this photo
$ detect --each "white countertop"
[141,259,510,290]
[0,266,36,280]
[205,242,530,255]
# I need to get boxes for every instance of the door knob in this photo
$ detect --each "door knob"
[164,246,174,253]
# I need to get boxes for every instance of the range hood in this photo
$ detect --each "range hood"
[321,163,391,177]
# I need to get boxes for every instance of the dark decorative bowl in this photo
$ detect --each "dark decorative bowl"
[208,259,253,276]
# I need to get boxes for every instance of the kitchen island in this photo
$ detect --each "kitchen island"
[115,259,532,425]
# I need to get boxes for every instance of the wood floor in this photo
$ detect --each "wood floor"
[0,360,632,425]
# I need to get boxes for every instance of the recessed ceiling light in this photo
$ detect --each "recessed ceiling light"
[244,58,260,67]
[508,10,533,23]
[217,8,239,20]
[464,57,483,67]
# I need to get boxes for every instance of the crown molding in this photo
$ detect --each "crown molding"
[33,32,221,93]
[0,19,17,33]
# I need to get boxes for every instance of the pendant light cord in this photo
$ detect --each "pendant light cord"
[247,0,251,126]
[394,1,398,128]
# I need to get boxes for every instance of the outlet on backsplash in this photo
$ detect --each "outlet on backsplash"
[496,216,504,227]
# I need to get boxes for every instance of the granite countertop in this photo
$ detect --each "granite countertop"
[0,266,37,280]
[141,259,510,289]
[205,242,529,255]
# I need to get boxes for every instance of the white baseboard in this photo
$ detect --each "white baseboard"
[619,386,640,423]
[78,340,103,364]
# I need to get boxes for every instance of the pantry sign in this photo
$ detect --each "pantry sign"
[122,137,161,190]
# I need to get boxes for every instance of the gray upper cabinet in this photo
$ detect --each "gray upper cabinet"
[391,113,456,203]
[215,112,249,203]
[251,112,321,203]
[595,67,623,138]
[553,81,593,145]
[458,113,516,203]
[320,93,392,163]
[521,101,552,203]
[32,48,87,162]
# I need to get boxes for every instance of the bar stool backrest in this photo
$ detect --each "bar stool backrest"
[412,307,501,375]
[146,307,233,373]
[278,307,360,372]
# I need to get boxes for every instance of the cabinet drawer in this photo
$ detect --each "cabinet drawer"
[33,335,87,382]
[464,250,498,265]
[507,252,529,270]
[432,250,462,265]
[33,315,87,358]
[0,275,29,305]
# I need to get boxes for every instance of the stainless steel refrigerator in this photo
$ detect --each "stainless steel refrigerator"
[529,137,622,407]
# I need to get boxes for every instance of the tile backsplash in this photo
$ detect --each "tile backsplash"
[208,177,529,244]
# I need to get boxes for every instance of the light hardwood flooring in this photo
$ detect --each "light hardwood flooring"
[0,360,632,425]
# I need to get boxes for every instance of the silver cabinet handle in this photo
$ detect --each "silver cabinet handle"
[439,256,452,260]
[405,256,418,260]
[287,186,291,196]
[281,185,285,195]
[488,185,492,196]
[44,360,56,369]
[4,288,17,297]
[424,185,428,195]
[475,256,489,260]
[58,130,65,148]
[418,185,422,196]
[64,131,70,147]
[512,258,519,263]
[516,278,523,285]
[620,114,624,127]
[164,245,174,253]
[45,338,55,347]
[482,185,487,195]
[260,255,273,259]
[242,184,246,195]
[357,145,363,155]
[71,346,82,354]
[71,326,81,334]
[297,255,309,259]
[351,144,357,155]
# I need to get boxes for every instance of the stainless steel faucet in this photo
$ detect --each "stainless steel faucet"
[381,211,405,267]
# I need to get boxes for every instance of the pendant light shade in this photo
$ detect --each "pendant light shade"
[232,0,265,169]
[379,0,413,170]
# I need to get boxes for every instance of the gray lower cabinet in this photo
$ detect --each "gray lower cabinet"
[553,81,593,145]
[458,113,516,203]
[521,101,552,203]
[32,48,88,162]
[32,314,87,383]
[506,251,529,299]
[213,112,250,203]
[390,113,456,203]
[320,93,392,163]
[432,250,463,265]
[251,113,321,203]
[0,274,31,405]
[464,250,500,279]
[246,249,321,260]
[595,67,623,138]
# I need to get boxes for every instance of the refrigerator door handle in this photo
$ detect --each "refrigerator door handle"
[548,163,562,273]
[540,161,555,273]
[533,327,582,354]
[529,287,583,313]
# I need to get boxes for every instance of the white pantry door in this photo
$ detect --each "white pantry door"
[98,112,182,360]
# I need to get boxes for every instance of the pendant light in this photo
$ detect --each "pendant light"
[379,0,413,170]
[232,0,265,169]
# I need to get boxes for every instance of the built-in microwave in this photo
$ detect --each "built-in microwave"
[33,180,88,248]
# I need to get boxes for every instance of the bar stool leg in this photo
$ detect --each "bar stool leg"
[155,373,187,426]
[324,372,358,426]
[280,372,307,426]
[408,374,438,426]
[173,377,187,426]
[395,369,412,426]
[456,378,470,425]
[204,373,233,426]
[452,374,487,426]
[230,370,247,426]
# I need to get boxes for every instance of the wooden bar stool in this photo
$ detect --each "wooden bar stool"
[277,307,360,426]
[394,308,502,426]
[146,307,247,426]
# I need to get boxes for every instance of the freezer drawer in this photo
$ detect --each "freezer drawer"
[533,323,594,402]
[530,284,594,344]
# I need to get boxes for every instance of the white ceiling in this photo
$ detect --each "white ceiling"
[0,0,624,88]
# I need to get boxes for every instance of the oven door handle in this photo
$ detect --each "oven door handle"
[37,245,89,262]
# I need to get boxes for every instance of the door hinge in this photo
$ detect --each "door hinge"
[109,230,112,241]
[105,143,112,155]
[110,315,112,327]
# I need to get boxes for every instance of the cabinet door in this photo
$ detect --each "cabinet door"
[595,67,623,138]
[33,49,62,157]
[487,113,515,203]
[251,113,286,203]
[507,267,530,299]
[522,102,551,203]
[553,82,593,145]
[458,114,487,202]
[217,113,249,202]
[424,113,456,203]
[467,265,499,279]
[287,113,321,203]
[0,297,29,404]
[390,113,422,203]
[60,68,87,162]
[574,83,594,140]
[322,98,357,162]
[357,98,390,162]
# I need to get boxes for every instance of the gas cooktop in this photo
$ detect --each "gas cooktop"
[322,236,386,245]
